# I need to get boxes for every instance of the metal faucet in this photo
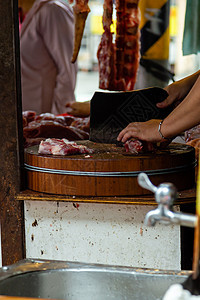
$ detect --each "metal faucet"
[138,172,197,228]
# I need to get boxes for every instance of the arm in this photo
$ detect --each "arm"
[157,70,200,108]
[159,74,200,138]
[65,100,90,117]
[117,74,200,143]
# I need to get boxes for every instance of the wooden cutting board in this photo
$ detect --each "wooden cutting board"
[24,141,196,196]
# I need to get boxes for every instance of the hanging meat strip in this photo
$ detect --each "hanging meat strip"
[97,0,115,90]
[70,0,90,63]
[120,0,140,90]
[98,0,140,91]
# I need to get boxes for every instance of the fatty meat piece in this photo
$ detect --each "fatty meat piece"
[124,139,155,154]
[38,138,94,156]
[38,138,70,155]
[22,110,36,124]
[185,125,200,143]
[124,139,143,154]
[23,111,90,148]
[35,113,75,126]
[62,138,94,154]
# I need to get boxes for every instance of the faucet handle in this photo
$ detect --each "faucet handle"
[138,172,177,206]
[138,173,157,194]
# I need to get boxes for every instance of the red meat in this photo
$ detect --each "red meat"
[124,139,155,154]
[38,138,94,156]
[98,0,140,91]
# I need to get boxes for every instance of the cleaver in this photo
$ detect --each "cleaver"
[89,87,173,144]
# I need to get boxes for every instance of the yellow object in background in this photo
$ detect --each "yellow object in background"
[139,0,168,28]
[196,155,200,215]
[90,15,116,35]
[91,15,103,35]
[139,0,170,60]
[169,5,178,37]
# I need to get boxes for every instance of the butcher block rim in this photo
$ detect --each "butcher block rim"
[24,161,196,177]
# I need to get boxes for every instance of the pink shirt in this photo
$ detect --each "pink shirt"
[20,0,78,114]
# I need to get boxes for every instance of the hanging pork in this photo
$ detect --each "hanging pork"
[70,0,140,91]
[98,0,140,91]
[70,0,90,63]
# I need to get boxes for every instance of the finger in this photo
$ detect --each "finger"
[117,131,126,141]
[117,126,129,141]
[121,131,138,143]
[117,123,139,141]
[156,97,173,108]
[156,99,169,108]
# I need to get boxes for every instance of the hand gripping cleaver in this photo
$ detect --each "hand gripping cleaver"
[89,87,173,144]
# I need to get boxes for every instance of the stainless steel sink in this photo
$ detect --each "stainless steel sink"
[0,259,191,300]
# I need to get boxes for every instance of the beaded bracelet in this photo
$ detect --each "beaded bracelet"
[158,120,172,141]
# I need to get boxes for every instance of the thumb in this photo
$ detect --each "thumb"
[156,95,174,108]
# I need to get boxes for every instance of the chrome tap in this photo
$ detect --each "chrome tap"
[138,173,197,228]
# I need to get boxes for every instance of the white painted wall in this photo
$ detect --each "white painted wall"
[24,201,181,270]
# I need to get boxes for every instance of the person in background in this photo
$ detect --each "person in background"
[117,70,200,144]
[19,0,78,115]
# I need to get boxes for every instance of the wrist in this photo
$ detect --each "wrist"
[158,120,173,141]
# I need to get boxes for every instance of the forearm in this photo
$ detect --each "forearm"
[166,70,200,99]
[177,70,200,94]
[161,75,200,138]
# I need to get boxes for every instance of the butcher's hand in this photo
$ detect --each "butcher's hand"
[156,71,200,109]
[156,82,183,109]
[117,119,163,143]
[65,101,90,117]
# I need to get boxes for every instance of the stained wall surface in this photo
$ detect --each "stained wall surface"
[24,201,181,270]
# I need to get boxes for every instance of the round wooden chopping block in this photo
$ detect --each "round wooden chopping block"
[24,141,196,196]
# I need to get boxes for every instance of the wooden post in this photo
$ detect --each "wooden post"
[0,0,25,265]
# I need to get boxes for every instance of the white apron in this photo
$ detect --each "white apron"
[20,0,78,114]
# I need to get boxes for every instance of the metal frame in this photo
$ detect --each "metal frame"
[0,0,25,266]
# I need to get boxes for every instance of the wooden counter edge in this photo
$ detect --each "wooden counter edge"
[15,188,197,205]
